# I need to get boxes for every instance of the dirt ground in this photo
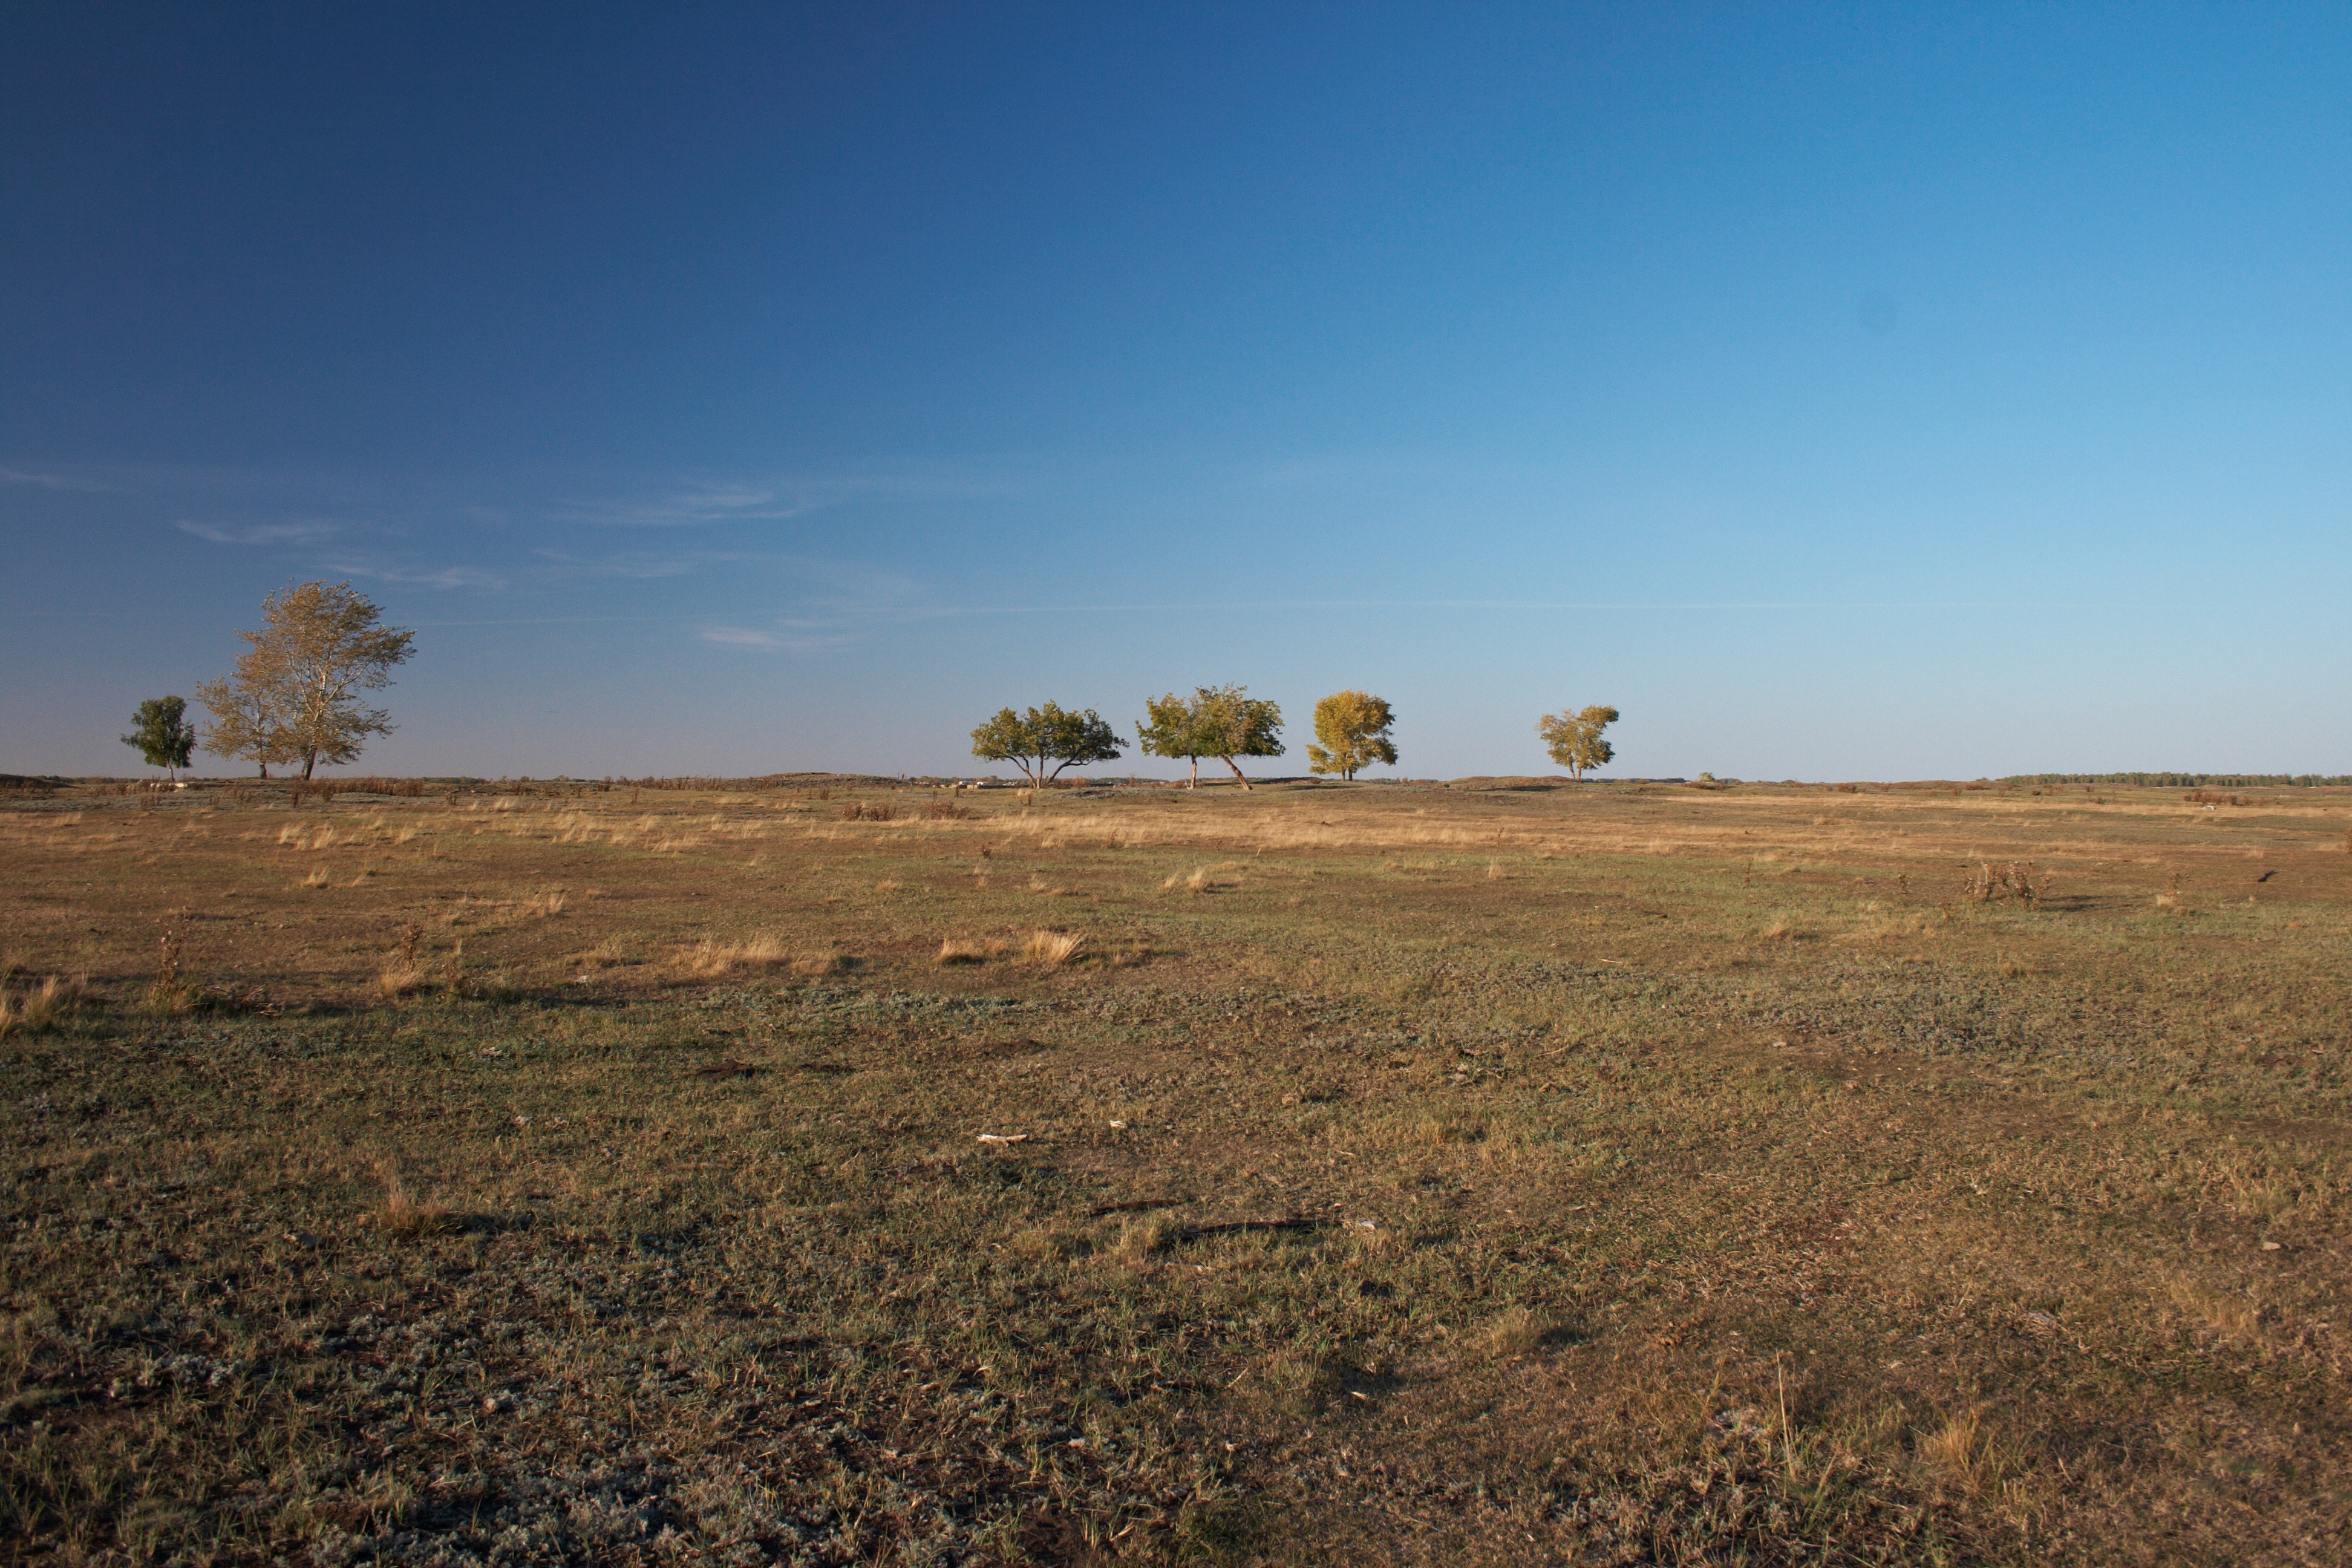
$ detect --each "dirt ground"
[2,774,2347,1564]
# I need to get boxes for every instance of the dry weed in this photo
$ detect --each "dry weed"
[684,935,792,976]
[789,950,848,978]
[1916,1408,2008,1498]
[377,1190,460,1239]
[1114,1214,1171,1263]
[300,865,330,889]
[0,974,84,1036]
[376,967,425,998]
[1161,863,1241,894]
[1481,1305,1551,1356]
[936,937,999,965]
[2170,1278,2264,1344]
[1023,930,1082,968]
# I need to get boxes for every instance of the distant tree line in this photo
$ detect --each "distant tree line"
[971,690,1618,786]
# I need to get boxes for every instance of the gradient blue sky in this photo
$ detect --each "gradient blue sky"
[5,2,2347,780]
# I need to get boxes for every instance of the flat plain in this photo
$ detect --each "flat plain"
[1,774,2348,1566]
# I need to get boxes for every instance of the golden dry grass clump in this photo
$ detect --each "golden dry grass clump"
[682,935,792,975]
[0,973,85,1037]
[1481,1304,1552,1357]
[1022,929,1081,967]
[377,1189,461,1239]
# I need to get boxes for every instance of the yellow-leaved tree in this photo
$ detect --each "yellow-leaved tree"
[195,581,416,780]
[1306,690,1397,780]
[1537,704,1619,780]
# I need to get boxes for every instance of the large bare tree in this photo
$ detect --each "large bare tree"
[195,581,416,780]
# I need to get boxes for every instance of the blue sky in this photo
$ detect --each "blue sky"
[5,2,2347,780]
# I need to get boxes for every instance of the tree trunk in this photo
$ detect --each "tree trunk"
[1187,758,1198,789]
[1220,756,1252,790]
[301,753,318,780]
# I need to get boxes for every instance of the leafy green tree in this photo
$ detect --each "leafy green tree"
[970,702,1126,785]
[122,695,197,781]
[1137,685,1284,790]
[1538,704,1619,780]
[1306,690,1397,780]
[1194,684,1283,791]
[195,580,416,780]
[1135,692,1210,788]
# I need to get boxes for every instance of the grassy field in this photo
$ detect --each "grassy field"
[2,774,2348,1565]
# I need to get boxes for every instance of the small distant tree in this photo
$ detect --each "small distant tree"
[1137,685,1284,790]
[1538,704,1619,780]
[1135,692,1210,789]
[122,695,197,781]
[195,580,416,780]
[1307,690,1397,780]
[971,702,1126,785]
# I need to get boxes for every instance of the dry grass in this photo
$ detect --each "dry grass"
[682,934,791,975]
[376,1189,461,1239]
[374,966,425,998]
[0,973,83,1037]
[1916,1408,2014,1501]
[1021,929,1082,967]
[1480,1304,1550,1356]
[4,776,2352,1563]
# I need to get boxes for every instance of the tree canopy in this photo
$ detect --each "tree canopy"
[1137,685,1284,789]
[1135,693,1207,788]
[195,581,416,780]
[1538,704,1619,780]
[1306,690,1397,780]
[122,695,196,780]
[970,702,1126,785]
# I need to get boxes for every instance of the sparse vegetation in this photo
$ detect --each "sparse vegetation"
[2,777,2350,1563]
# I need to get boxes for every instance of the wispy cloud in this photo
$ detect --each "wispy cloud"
[552,468,1020,528]
[3,464,125,493]
[699,622,858,654]
[552,485,825,528]
[177,518,345,545]
[325,559,507,591]
[533,547,748,580]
